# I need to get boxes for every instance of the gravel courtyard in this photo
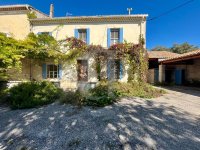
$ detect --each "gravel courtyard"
[0,87,200,150]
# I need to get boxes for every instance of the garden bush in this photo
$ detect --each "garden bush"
[59,90,85,106]
[84,81,165,107]
[0,81,9,105]
[112,82,165,99]
[9,81,62,109]
[85,82,120,107]
[59,81,165,107]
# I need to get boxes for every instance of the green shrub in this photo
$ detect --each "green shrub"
[0,88,9,105]
[112,82,165,99]
[85,82,120,107]
[59,90,85,106]
[0,81,9,105]
[77,81,165,107]
[9,81,62,109]
[59,81,165,108]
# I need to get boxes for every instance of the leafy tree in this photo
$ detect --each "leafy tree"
[151,42,198,54]
[151,46,169,52]
[171,43,198,54]
[0,33,24,80]
[21,33,61,60]
[20,33,62,80]
[0,32,62,81]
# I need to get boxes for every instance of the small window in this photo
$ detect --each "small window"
[77,60,88,81]
[38,32,52,36]
[108,59,120,80]
[111,29,120,45]
[78,29,87,43]
[47,64,59,78]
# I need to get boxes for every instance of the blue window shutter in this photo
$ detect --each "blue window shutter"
[120,60,123,79]
[107,28,111,48]
[107,60,111,80]
[86,28,90,45]
[119,28,123,43]
[74,29,78,38]
[42,64,47,79]
[58,64,62,79]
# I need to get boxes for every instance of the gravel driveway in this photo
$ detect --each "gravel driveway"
[0,86,200,150]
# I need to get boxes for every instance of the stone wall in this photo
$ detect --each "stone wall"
[9,56,129,90]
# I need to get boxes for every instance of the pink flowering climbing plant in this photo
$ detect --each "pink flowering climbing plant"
[62,37,148,82]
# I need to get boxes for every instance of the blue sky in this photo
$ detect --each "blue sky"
[0,0,199,50]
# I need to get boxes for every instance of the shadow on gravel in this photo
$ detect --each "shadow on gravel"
[0,99,200,150]
[158,86,200,97]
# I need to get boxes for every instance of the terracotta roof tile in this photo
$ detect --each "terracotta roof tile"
[161,49,200,63]
[148,51,180,59]
[0,4,49,17]
[30,14,148,24]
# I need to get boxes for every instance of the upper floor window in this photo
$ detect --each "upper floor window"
[78,29,87,43]
[47,64,59,78]
[111,29,120,45]
[75,28,90,44]
[107,28,123,47]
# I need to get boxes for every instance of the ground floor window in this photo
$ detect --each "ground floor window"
[47,64,59,78]
[77,60,88,81]
[107,59,121,80]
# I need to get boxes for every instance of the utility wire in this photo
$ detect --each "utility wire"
[147,0,195,21]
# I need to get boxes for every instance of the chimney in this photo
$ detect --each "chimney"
[50,4,54,18]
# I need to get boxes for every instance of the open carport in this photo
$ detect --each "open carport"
[159,50,200,85]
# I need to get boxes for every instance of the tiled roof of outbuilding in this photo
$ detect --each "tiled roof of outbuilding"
[161,50,200,64]
[148,51,180,59]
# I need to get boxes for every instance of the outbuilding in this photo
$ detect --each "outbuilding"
[147,51,180,84]
[159,50,200,85]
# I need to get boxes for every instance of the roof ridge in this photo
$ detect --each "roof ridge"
[0,4,28,7]
[0,4,49,17]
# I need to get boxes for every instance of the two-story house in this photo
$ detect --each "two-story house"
[0,4,148,90]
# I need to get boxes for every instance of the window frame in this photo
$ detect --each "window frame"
[110,29,120,45]
[37,32,52,36]
[46,64,59,79]
[108,59,121,80]
[78,29,87,43]
[77,60,88,82]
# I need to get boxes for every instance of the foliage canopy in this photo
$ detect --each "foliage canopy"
[0,32,62,80]
[151,42,198,54]
[0,32,148,83]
